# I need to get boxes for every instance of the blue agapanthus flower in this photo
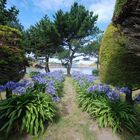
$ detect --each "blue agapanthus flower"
[46,87,56,95]
[5,81,16,90]
[17,80,34,88]
[78,80,84,87]
[107,90,120,100]
[119,87,131,94]
[0,85,5,92]
[12,86,26,94]
[87,84,111,94]
[32,76,46,84]
[53,96,60,102]
[87,84,119,100]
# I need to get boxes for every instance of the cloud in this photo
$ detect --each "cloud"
[32,0,75,12]
[32,0,115,22]
[89,0,116,23]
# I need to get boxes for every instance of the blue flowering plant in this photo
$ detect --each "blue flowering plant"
[0,71,64,137]
[0,91,57,137]
[72,71,95,92]
[72,72,138,134]
[0,70,64,102]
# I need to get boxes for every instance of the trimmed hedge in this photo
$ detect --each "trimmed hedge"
[0,25,22,46]
[99,23,140,88]
[0,26,26,85]
[114,0,128,17]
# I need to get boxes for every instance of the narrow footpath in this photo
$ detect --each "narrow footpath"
[40,77,121,140]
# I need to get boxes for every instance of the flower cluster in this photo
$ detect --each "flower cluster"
[87,84,120,100]
[72,71,120,101]
[0,71,64,102]
[0,85,5,92]
[72,71,95,87]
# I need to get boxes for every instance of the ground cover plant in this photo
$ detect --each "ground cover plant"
[0,70,64,138]
[72,71,140,134]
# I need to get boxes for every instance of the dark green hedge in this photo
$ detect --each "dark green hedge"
[0,25,22,46]
[0,26,26,84]
[114,0,128,17]
[99,24,140,88]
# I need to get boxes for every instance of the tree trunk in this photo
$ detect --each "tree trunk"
[125,88,133,104]
[67,65,71,76]
[96,57,99,70]
[67,60,72,76]
[45,56,50,72]
[6,88,12,99]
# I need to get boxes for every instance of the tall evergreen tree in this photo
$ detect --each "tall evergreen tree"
[54,2,99,75]
[0,0,23,30]
[25,16,61,72]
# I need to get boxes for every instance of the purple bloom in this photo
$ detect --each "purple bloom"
[17,80,34,88]
[107,90,120,100]
[46,80,55,87]
[53,96,60,102]
[87,84,111,94]
[5,81,16,90]
[87,86,97,93]
[85,75,94,83]
[12,86,26,94]
[119,87,131,94]
[32,76,46,84]
[46,87,56,95]
[0,85,5,92]
[78,80,84,87]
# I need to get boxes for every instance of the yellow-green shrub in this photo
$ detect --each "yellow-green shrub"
[114,0,128,17]
[0,25,26,85]
[100,23,140,88]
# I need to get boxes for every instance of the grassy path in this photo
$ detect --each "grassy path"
[36,77,121,140]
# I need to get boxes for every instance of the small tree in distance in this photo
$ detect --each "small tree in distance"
[80,34,103,70]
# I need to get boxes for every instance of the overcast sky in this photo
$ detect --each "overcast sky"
[7,0,116,31]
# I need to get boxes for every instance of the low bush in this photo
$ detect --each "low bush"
[0,92,57,137]
[0,70,64,137]
[92,69,99,76]
[72,71,138,134]
[29,71,40,77]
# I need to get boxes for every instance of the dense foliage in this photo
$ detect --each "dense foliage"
[0,70,64,137]
[0,25,26,88]
[99,24,140,102]
[55,2,99,75]
[24,2,100,75]
[23,16,61,72]
[113,0,128,17]
[72,71,139,134]
[80,34,103,69]
[0,0,23,30]
[0,92,56,137]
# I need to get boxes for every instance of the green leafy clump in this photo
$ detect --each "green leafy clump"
[114,0,128,17]
[0,46,26,84]
[92,69,99,76]
[99,23,140,88]
[0,25,22,46]
[74,83,137,133]
[0,92,57,137]
[29,71,40,77]
[0,25,26,85]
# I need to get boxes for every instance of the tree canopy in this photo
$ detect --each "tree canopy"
[0,0,23,30]
[24,2,100,74]
[23,16,62,72]
[54,2,100,75]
